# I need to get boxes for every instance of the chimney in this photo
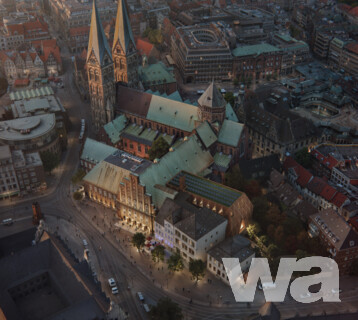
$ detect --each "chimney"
[179,175,186,191]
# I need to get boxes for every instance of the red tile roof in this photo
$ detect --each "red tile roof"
[136,38,154,57]
[295,166,313,187]
[331,192,348,208]
[311,149,339,169]
[283,156,297,171]
[7,24,24,36]
[283,157,313,187]
[14,79,30,87]
[307,177,327,194]
[320,184,337,201]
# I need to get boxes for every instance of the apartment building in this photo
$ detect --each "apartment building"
[232,43,282,82]
[207,235,254,285]
[308,209,358,274]
[154,195,227,263]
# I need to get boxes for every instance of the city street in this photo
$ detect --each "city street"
[1,19,358,320]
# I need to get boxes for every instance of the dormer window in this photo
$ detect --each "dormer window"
[350,241,355,247]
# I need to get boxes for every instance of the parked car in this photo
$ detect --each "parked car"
[112,287,119,294]
[2,218,13,226]
[82,239,88,246]
[108,278,116,287]
[137,292,144,302]
[142,304,150,312]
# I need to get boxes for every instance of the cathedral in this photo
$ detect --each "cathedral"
[87,0,138,132]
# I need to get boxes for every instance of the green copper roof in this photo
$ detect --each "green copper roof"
[225,103,238,122]
[217,120,244,147]
[103,115,127,144]
[232,44,280,57]
[139,135,213,207]
[10,87,54,101]
[113,0,136,53]
[195,121,217,148]
[139,62,176,85]
[147,95,199,132]
[214,152,232,169]
[81,138,117,163]
[87,0,112,65]
[168,171,241,207]
[146,89,183,102]
[167,91,182,102]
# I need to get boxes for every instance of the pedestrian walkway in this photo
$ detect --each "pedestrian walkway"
[72,196,266,307]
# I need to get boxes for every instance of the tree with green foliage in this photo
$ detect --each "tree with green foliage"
[224,164,247,191]
[149,136,170,161]
[167,251,184,272]
[189,259,206,283]
[149,297,183,320]
[40,151,60,175]
[151,245,165,263]
[295,147,312,168]
[247,223,261,239]
[132,232,146,252]
[71,169,86,184]
[224,92,235,107]
[143,28,163,45]
[73,191,83,200]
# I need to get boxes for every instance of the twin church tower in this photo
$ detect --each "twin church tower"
[86,0,138,131]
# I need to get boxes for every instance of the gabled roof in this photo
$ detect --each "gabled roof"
[146,94,199,132]
[113,0,136,53]
[103,115,127,145]
[195,121,217,148]
[320,184,337,201]
[87,0,112,65]
[81,138,117,164]
[217,120,244,147]
[198,81,226,109]
[136,38,154,56]
[225,103,238,122]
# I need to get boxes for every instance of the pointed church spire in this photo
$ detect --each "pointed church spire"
[198,81,226,109]
[87,0,112,65]
[113,0,136,54]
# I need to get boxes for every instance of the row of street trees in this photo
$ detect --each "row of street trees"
[131,232,206,283]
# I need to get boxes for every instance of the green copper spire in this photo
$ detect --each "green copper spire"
[113,0,136,54]
[87,0,112,65]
